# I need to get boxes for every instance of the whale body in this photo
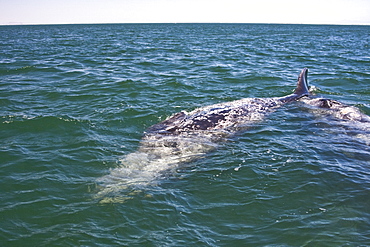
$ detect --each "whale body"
[95,68,310,201]
[139,68,309,162]
[299,97,370,122]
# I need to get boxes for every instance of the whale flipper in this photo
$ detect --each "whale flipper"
[279,68,310,103]
[294,68,310,96]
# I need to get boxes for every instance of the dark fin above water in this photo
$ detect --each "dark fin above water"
[280,68,310,103]
[294,68,310,97]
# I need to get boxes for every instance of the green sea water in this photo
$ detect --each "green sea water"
[1,24,369,246]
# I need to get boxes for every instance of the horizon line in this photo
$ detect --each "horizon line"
[1,21,370,27]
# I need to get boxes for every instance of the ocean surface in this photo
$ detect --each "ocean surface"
[1,23,369,246]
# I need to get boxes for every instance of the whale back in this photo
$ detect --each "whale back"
[95,68,312,201]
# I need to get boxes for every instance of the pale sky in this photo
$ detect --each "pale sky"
[1,0,370,25]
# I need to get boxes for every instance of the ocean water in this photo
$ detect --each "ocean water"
[1,23,369,246]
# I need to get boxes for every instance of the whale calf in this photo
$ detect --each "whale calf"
[299,97,370,123]
[298,89,370,145]
[95,68,310,201]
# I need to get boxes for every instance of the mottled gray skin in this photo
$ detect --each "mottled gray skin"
[138,68,310,162]
[96,68,310,199]
[95,68,370,201]
[299,97,370,122]
[146,68,309,135]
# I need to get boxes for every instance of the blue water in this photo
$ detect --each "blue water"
[1,23,369,246]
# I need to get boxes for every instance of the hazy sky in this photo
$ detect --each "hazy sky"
[1,0,370,25]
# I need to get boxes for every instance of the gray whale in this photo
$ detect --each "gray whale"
[139,68,310,161]
[299,97,370,122]
[96,68,310,201]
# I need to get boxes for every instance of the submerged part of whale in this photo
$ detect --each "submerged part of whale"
[95,68,310,202]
